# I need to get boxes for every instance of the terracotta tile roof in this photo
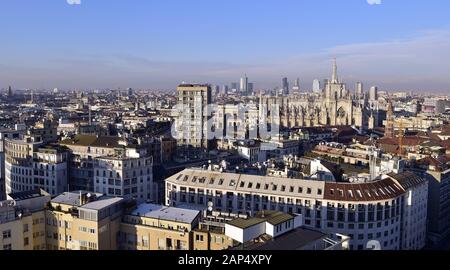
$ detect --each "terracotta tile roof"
[323,178,404,202]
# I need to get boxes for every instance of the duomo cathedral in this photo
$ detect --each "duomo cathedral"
[258,59,381,130]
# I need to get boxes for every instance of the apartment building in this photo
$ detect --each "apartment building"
[45,191,124,250]
[60,135,156,202]
[225,210,349,250]
[165,168,428,250]
[0,128,25,200]
[4,137,43,195]
[119,203,200,250]
[3,136,69,197]
[417,163,450,245]
[59,135,122,192]
[27,120,58,144]
[32,146,69,195]
[0,189,50,250]
[94,148,154,203]
[175,84,212,152]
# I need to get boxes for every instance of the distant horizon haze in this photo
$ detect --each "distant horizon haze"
[1,0,450,94]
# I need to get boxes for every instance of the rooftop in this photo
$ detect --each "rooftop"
[60,135,121,148]
[8,189,49,201]
[227,217,266,229]
[51,191,106,207]
[387,171,427,190]
[130,203,200,224]
[244,228,326,250]
[81,197,124,211]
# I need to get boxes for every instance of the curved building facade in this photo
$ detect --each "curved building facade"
[165,169,428,250]
[4,138,42,194]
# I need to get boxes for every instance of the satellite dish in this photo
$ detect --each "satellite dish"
[86,193,92,198]
[207,201,214,212]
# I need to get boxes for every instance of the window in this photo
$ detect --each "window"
[142,236,149,247]
[215,236,222,244]
[2,230,11,239]
[24,237,29,246]
[23,224,29,233]
[3,244,12,250]
[195,234,204,242]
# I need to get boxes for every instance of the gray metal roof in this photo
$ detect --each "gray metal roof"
[131,203,200,224]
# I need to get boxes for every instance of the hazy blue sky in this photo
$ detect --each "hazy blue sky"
[1,0,450,92]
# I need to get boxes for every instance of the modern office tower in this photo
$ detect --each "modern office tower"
[7,86,12,97]
[166,169,428,250]
[247,82,254,94]
[230,82,239,92]
[0,189,51,250]
[210,84,219,97]
[221,85,229,95]
[355,82,364,98]
[240,75,248,94]
[175,84,212,152]
[313,79,321,93]
[46,191,124,250]
[127,88,134,97]
[369,86,378,101]
[282,77,289,95]
[4,137,43,195]
[292,78,301,93]
[94,149,154,203]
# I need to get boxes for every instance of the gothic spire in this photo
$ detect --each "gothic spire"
[332,58,338,83]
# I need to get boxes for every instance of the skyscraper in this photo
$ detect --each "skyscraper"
[292,78,300,93]
[369,86,378,101]
[355,82,363,98]
[282,77,289,95]
[240,75,248,94]
[231,82,239,92]
[7,86,13,97]
[221,85,229,95]
[312,79,321,93]
[247,82,254,94]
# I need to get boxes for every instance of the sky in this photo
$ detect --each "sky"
[1,0,450,93]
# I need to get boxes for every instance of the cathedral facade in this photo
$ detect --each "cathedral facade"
[259,59,371,130]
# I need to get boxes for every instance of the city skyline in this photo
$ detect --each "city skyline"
[1,0,450,93]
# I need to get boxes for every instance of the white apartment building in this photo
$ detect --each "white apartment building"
[165,168,428,250]
[0,129,26,200]
[32,146,69,195]
[94,149,154,203]
[174,84,212,151]
[4,137,43,195]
